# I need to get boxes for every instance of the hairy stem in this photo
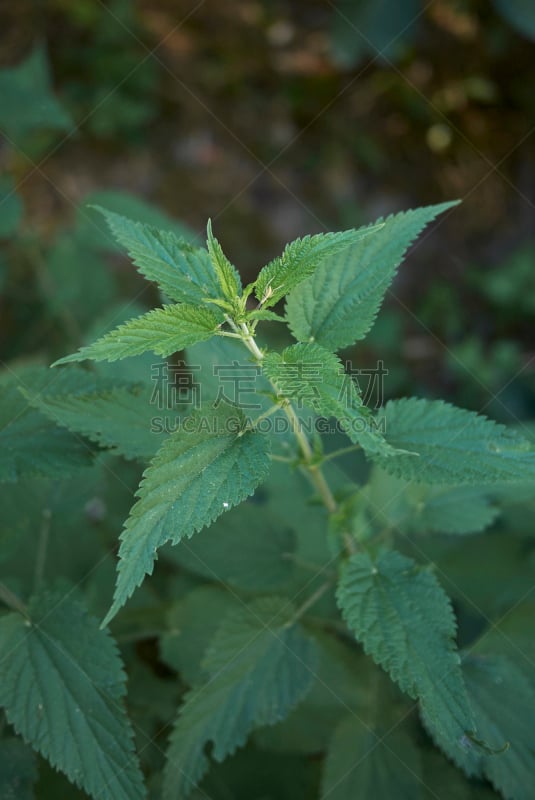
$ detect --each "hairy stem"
[270,453,294,463]
[236,320,355,554]
[285,580,332,627]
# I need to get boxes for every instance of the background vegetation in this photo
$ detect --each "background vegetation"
[1,1,534,798]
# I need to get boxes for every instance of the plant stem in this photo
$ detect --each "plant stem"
[322,443,362,463]
[239,321,264,360]
[269,453,293,463]
[286,580,332,626]
[306,462,338,514]
[249,404,281,428]
[282,552,337,578]
[216,331,244,339]
[239,322,318,466]
[235,320,356,554]
[34,508,51,592]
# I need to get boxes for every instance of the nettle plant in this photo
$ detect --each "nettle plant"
[1,201,535,800]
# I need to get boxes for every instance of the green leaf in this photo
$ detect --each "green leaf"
[375,398,535,484]
[0,592,146,800]
[26,384,163,460]
[164,494,297,591]
[126,660,182,763]
[255,224,384,308]
[255,632,372,755]
[103,405,271,626]
[423,534,535,621]
[162,597,318,799]
[0,737,38,800]
[0,46,72,142]
[84,304,161,384]
[0,373,94,482]
[425,608,535,797]
[263,342,405,457]
[321,715,423,799]
[206,219,241,300]
[186,336,273,413]
[420,748,485,800]
[0,467,119,592]
[367,468,499,535]
[407,486,498,535]
[53,304,220,365]
[93,207,222,304]
[286,203,457,350]
[247,309,286,323]
[470,603,535,690]
[43,233,117,329]
[493,0,535,41]
[76,191,194,253]
[160,587,242,684]
[427,653,535,800]
[336,549,476,749]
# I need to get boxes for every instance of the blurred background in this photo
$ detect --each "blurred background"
[1,6,535,794]
[1,0,534,421]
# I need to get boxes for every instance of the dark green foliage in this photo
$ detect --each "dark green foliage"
[0,178,23,238]
[0,593,145,800]
[0,370,96,482]
[337,550,475,746]
[1,198,534,800]
[0,46,72,144]
[163,597,318,799]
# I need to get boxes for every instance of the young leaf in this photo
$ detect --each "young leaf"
[286,202,458,350]
[263,342,406,458]
[93,207,222,304]
[162,597,318,799]
[247,309,286,323]
[26,384,163,460]
[206,219,242,300]
[336,549,476,749]
[254,224,384,308]
[53,304,220,365]
[321,715,423,800]
[0,592,146,800]
[102,405,271,626]
[375,398,535,484]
